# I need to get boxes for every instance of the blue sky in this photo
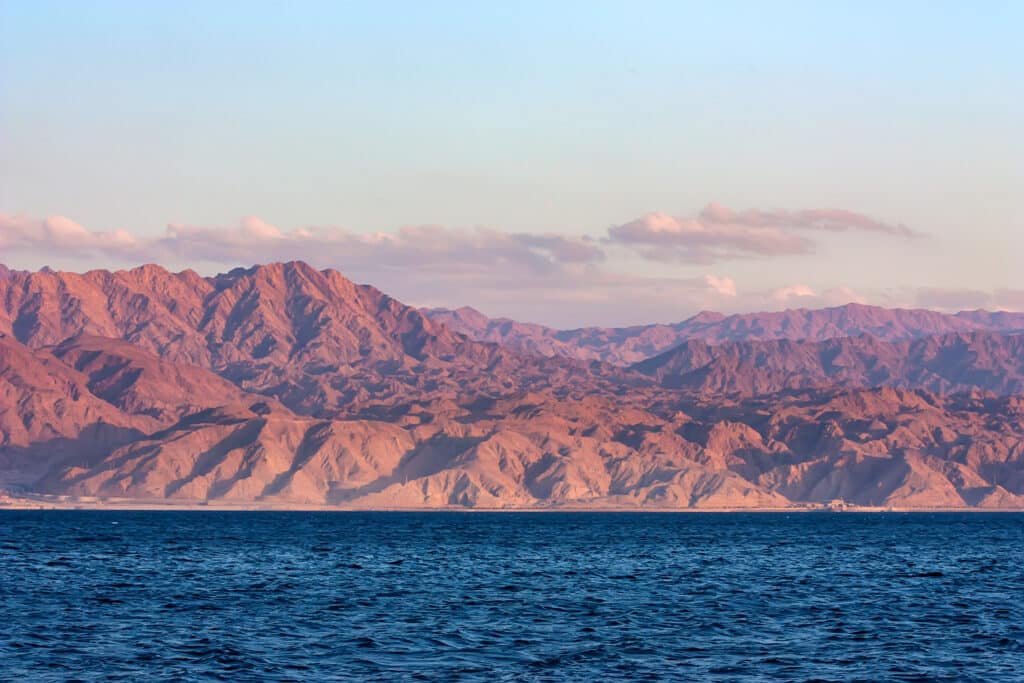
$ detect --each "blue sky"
[1,1,1021,326]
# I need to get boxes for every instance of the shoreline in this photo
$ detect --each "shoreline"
[2,497,1022,513]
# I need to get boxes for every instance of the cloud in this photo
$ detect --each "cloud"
[1,213,628,325]
[607,203,916,263]
[764,284,878,309]
[512,233,604,264]
[0,214,606,277]
[771,284,817,302]
[3,209,968,327]
[913,287,1024,313]
[914,287,993,311]
[608,211,813,262]
[827,286,869,306]
[0,214,139,256]
[169,221,606,274]
[698,203,918,237]
[4,203,913,275]
[994,289,1024,311]
[705,274,737,297]
[1,212,745,326]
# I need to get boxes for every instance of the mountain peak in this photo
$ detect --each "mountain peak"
[686,310,727,324]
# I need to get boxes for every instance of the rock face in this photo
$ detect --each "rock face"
[2,262,1024,509]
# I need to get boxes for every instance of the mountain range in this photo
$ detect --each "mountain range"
[426,304,1024,365]
[2,262,1023,509]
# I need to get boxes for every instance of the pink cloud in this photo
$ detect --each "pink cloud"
[771,284,817,302]
[1,214,607,282]
[0,212,749,326]
[0,214,139,255]
[608,211,813,261]
[994,289,1024,311]
[4,210,978,328]
[4,204,913,275]
[705,274,737,297]
[607,203,917,263]
[151,219,607,275]
[699,203,918,237]
[909,287,1024,313]
[914,287,993,311]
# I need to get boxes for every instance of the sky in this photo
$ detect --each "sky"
[1,1,1021,327]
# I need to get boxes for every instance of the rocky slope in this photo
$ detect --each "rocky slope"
[0,331,284,489]
[19,378,1024,510]
[2,262,1023,509]
[0,333,150,453]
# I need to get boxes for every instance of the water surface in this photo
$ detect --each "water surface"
[1,511,1022,681]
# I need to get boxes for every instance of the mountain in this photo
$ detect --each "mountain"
[633,331,1024,396]
[427,303,1024,365]
[0,262,619,418]
[0,261,463,373]
[2,262,1024,509]
[23,381,1024,510]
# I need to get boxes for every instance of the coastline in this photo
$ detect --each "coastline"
[2,495,1022,513]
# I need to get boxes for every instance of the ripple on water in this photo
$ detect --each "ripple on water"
[0,511,1023,681]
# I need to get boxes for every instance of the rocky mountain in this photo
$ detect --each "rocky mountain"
[0,261,465,373]
[633,332,1024,396]
[427,303,1024,365]
[16,373,1024,510]
[2,262,1023,509]
[0,262,621,418]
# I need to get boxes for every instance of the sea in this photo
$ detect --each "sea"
[1,511,1022,682]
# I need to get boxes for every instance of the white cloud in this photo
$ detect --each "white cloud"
[0,214,139,255]
[705,274,737,297]
[608,211,813,262]
[771,284,817,302]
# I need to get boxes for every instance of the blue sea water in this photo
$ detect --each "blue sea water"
[1,512,1022,682]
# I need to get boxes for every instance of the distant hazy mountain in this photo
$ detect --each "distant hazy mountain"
[632,331,1024,396]
[426,303,1024,365]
